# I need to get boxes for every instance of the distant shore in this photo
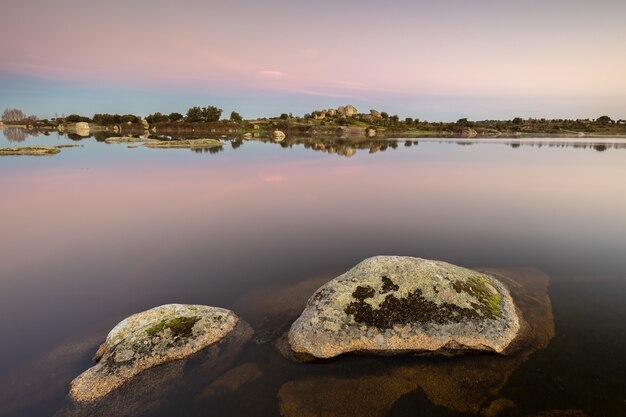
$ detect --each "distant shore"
[3,104,625,140]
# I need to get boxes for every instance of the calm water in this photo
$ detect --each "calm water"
[0,129,625,417]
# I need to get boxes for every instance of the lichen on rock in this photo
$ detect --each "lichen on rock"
[288,256,521,358]
[69,304,240,402]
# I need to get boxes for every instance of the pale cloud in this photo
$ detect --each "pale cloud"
[257,70,286,80]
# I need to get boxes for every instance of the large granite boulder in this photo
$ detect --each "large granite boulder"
[280,267,554,416]
[370,109,382,118]
[344,104,358,117]
[288,256,521,359]
[69,304,240,402]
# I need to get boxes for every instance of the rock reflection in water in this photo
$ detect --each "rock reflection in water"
[234,275,332,344]
[54,321,253,417]
[275,267,554,416]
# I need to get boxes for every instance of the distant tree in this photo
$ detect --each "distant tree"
[65,114,91,123]
[380,112,389,119]
[202,106,223,122]
[121,114,140,124]
[186,106,204,122]
[2,108,27,122]
[456,118,469,125]
[390,115,400,123]
[92,114,139,125]
[279,113,289,120]
[93,114,118,124]
[145,112,169,124]
[168,112,183,122]
[512,117,524,125]
[230,111,243,122]
[405,117,414,125]
[596,115,613,124]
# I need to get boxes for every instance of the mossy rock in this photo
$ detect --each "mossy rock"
[0,146,61,156]
[143,138,222,149]
[288,256,520,358]
[69,304,240,402]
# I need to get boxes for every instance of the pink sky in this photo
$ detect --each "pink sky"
[1,0,625,118]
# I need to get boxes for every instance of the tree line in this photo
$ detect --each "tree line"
[1,106,242,125]
[2,106,623,129]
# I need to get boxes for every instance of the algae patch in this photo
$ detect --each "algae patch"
[145,316,200,338]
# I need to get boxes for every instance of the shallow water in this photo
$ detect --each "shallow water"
[0,129,625,417]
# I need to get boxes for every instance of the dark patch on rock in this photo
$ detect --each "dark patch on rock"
[345,286,486,329]
[380,276,399,294]
[344,276,500,330]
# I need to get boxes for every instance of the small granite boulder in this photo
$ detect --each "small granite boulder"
[461,127,478,138]
[69,304,240,402]
[273,130,286,141]
[74,122,90,137]
[289,256,521,359]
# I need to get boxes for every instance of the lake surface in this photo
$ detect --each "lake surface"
[0,129,625,417]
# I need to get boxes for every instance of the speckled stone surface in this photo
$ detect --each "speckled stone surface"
[69,304,239,402]
[288,256,520,358]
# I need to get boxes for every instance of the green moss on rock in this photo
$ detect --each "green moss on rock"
[146,316,200,338]
[452,275,503,318]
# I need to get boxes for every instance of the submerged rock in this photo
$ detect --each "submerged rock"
[0,333,104,416]
[288,256,521,359]
[199,362,263,398]
[69,304,240,402]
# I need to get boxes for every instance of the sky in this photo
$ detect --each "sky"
[1,0,625,120]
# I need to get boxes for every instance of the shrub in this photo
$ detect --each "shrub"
[230,111,243,122]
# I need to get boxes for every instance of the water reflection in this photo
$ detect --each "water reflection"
[4,127,625,157]
[191,146,224,154]
[1,129,625,417]
[3,126,29,142]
